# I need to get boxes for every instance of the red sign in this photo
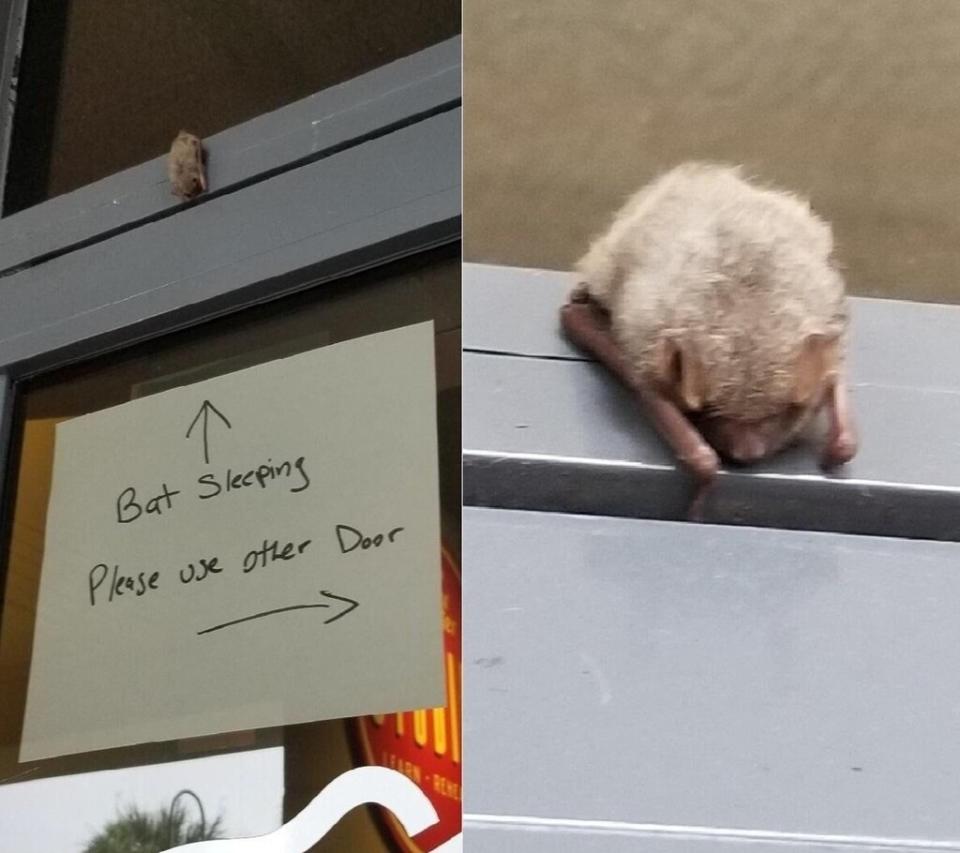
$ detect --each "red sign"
[352,548,461,851]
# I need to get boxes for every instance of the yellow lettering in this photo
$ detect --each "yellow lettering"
[447,651,461,764]
[432,774,462,801]
[414,709,428,747]
[433,706,447,757]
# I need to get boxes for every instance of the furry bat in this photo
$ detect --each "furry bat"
[168,130,207,201]
[561,162,858,517]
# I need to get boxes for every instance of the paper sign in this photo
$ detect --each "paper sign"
[20,322,443,761]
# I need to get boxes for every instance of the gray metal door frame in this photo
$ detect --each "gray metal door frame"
[462,263,960,851]
[0,34,461,588]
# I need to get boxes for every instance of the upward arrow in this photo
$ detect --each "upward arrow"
[186,400,232,465]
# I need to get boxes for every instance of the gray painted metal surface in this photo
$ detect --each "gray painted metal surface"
[0,36,460,271]
[463,262,960,391]
[464,506,960,850]
[467,823,960,852]
[463,263,960,539]
[0,108,460,375]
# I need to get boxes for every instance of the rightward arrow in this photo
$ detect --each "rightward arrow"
[319,589,360,624]
[185,400,232,465]
[197,590,360,636]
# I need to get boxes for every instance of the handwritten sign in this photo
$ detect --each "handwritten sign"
[20,322,444,761]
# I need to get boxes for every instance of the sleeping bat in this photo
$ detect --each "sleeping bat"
[560,162,858,517]
[168,130,207,200]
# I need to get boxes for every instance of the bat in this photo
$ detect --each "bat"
[561,162,858,517]
[168,130,207,201]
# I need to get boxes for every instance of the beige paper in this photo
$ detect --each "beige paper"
[20,322,443,761]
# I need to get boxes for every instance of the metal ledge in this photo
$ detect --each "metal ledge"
[465,823,960,852]
[464,506,960,850]
[0,36,461,273]
[463,263,960,540]
[0,109,460,376]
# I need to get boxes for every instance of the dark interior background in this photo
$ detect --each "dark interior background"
[4,0,458,214]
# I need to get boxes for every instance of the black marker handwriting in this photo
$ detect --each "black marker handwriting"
[196,590,359,636]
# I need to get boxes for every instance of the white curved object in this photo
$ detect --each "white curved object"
[165,766,440,852]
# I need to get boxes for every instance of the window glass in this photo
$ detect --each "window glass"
[0,245,460,852]
[2,749,285,851]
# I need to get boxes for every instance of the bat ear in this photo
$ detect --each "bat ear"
[793,333,840,405]
[659,339,707,411]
